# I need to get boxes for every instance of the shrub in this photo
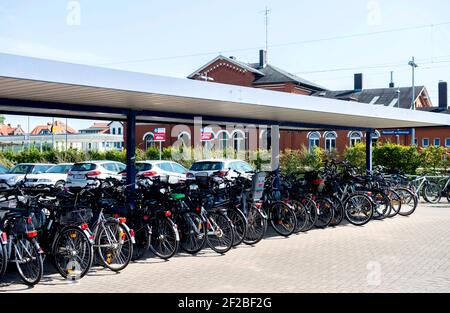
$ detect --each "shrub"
[373,143,421,174]
[344,143,366,172]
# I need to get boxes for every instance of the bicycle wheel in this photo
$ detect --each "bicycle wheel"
[52,226,93,279]
[206,212,234,254]
[227,209,247,247]
[0,242,7,279]
[299,197,318,232]
[396,188,418,216]
[95,221,133,272]
[269,201,297,237]
[328,196,344,227]
[14,238,43,286]
[243,206,267,245]
[371,190,391,220]
[178,212,206,254]
[149,217,179,259]
[423,182,442,204]
[314,197,334,229]
[290,200,308,233]
[344,194,374,226]
[386,189,401,218]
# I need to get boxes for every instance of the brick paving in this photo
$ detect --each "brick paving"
[1,202,449,293]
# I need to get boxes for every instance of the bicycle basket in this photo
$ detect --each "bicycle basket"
[59,208,93,226]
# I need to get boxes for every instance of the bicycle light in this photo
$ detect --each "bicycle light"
[27,230,38,238]
[165,211,172,217]
[80,223,89,230]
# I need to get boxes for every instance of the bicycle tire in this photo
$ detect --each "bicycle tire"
[227,209,247,247]
[344,194,374,226]
[269,201,297,237]
[178,212,206,255]
[314,197,334,229]
[149,217,179,260]
[52,226,93,279]
[15,238,43,286]
[243,206,267,245]
[206,212,234,254]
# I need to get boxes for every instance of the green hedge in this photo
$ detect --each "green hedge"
[2,144,448,175]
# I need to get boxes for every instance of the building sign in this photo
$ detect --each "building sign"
[153,128,166,142]
[382,129,413,136]
[201,127,213,141]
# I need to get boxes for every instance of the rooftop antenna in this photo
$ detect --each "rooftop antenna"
[259,6,271,62]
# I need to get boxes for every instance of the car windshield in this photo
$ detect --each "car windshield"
[0,166,8,174]
[190,162,224,171]
[136,163,152,172]
[46,165,73,174]
[71,163,97,172]
[9,164,34,174]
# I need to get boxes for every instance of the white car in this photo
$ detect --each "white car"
[187,159,254,181]
[134,160,188,182]
[24,163,74,188]
[0,163,54,189]
[66,161,126,188]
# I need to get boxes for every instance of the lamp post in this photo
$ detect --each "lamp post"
[396,89,401,144]
[408,57,418,146]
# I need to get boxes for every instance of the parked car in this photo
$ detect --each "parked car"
[0,164,10,174]
[66,161,126,188]
[24,163,74,188]
[121,161,188,183]
[0,163,54,189]
[187,159,254,181]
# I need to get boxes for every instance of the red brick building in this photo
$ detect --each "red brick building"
[133,50,449,153]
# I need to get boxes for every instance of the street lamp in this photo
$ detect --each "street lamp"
[408,57,418,146]
[396,88,401,144]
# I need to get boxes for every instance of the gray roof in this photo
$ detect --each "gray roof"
[312,86,427,109]
[251,65,327,91]
[187,55,327,92]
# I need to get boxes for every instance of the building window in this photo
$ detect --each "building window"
[308,132,321,152]
[446,138,450,147]
[434,138,441,147]
[349,131,362,147]
[144,133,155,149]
[414,138,418,146]
[118,128,122,135]
[324,132,337,152]
[372,130,381,145]
[232,130,245,152]
[112,128,116,135]
[422,138,430,147]
[260,129,272,150]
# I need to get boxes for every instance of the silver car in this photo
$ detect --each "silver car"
[0,163,54,189]
[66,161,126,188]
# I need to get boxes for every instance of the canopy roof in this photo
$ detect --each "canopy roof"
[0,53,449,130]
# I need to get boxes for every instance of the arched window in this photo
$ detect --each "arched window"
[308,132,321,152]
[260,129,272,150]
[349,131,363,147]
[143,132,155,150]
[177,131,191,146]
[232,130,245,152]
[372,130,381,145]
[216,131,230,151]
[324,131,337,152]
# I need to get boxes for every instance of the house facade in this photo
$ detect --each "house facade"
[131,50,449,153]
[0,120,124,152]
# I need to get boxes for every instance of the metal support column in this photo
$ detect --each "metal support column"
[271,124,281,191]
[126,111,136,192]
[366,130,373,173]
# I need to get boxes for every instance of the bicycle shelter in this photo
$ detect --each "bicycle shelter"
[0,53,449,190]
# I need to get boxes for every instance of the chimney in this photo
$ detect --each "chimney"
[354,73,363,91]
[439,81,448,109]
[389,71,395,88]
[259,50,267,68]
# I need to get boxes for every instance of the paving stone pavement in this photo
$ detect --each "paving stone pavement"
[1,202,449,293]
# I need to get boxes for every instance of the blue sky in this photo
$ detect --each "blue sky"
[1,0,450,130]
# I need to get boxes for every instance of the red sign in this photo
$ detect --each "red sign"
[154,128,166,142]
[201,128,213,141]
